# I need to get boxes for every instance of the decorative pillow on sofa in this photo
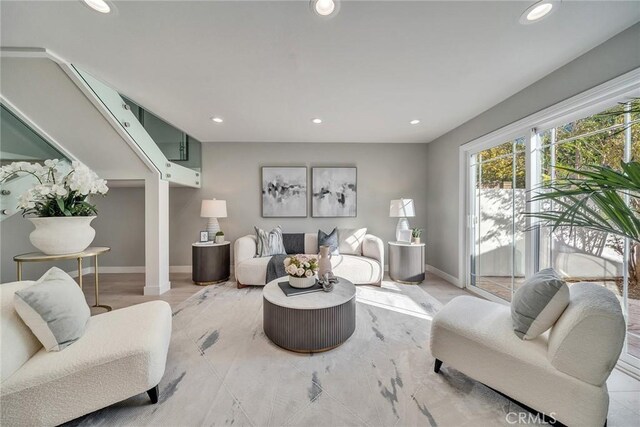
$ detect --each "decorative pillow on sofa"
[338,228,367,255]
[255,226,287,257]
[14,267,90,351]
[318,228,339,255]
[511,268,570,340]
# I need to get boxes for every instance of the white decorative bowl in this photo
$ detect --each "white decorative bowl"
[289,275,316,289]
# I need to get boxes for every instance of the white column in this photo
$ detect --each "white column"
[144,174,170,295]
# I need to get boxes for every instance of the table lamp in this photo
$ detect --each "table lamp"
[201,199,227,241]
[389,198,415,241]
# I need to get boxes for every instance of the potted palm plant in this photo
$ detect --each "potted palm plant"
[526,161,639,296]
[0,159,108,255]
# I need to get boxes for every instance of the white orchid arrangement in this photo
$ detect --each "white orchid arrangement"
[0,159,108,217]
[283,254,319,278]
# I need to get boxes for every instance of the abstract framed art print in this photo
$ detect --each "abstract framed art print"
[261,167,307,217]
[312,167,357,217]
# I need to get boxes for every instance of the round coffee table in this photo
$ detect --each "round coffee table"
[263,276,356,353]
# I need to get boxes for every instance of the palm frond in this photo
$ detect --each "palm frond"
[525,161,640,243]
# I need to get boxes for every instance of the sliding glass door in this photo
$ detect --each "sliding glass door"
[465,97,640,371]
[536,101,639,366]
[469,137,527,301]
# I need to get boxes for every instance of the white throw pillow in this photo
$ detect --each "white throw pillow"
[338,228,367,255]
[14,267,90,351]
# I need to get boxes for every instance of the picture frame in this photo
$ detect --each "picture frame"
[397,229,412,243]
[199,231,209,242]
[311,167,357,218]
[261,166,308,218]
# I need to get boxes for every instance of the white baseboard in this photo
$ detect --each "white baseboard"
[169,265,192,273]
[101,266,146,274]
[426,264,462,288]
[67,267,95,278]
[67,264,235,276]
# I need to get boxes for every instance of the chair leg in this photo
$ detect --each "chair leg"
[434,359,443,374]
[147,385,159,404]
[237,281,248,289]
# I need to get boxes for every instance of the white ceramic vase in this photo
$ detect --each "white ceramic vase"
[289,275,316,289]
[29,216,97,255]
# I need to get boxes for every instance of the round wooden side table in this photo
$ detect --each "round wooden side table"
[192,241,231,285]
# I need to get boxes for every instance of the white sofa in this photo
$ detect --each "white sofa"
[234,232,384,287]
[1,281,172,426]
[430,282,625,427]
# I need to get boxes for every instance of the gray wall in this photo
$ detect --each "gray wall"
[1,142,428,282]
[0,188,145,282]
[425,22,640,281]
[170,142,429,266]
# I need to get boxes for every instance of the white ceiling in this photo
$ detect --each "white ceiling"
[1,1,639,143]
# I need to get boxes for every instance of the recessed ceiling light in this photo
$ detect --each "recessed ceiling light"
[312,118,323,124]
[311,0,339,17]
[520,1,555,24]
[410,119,420,125]
[83,0,111,14]
[211,117,223,123]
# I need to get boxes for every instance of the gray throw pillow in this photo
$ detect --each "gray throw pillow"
[511,268,570,340]
[255,226,287,257]
[318,228,339,255]
[14,267,90,351]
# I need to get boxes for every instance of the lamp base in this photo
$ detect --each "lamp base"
[206,218,220,241]
[396,217,410,241]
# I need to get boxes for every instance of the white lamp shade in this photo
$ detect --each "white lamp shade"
[200,199,227,218]
[389,199,415,217]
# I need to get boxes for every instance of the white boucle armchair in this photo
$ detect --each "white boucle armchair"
[1,281,172,426]
[429,282,625,427]
[234,232,384,288]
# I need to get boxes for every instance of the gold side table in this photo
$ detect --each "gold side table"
[14,246,112,312]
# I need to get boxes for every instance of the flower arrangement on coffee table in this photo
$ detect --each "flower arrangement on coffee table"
[284,254,319,288]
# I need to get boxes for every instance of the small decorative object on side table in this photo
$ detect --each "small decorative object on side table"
[388,241,425,284]
[192,241,230,285]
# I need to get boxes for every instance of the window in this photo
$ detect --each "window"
[461,70,640,372]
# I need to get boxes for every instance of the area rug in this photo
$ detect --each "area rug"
[68,281,523,426]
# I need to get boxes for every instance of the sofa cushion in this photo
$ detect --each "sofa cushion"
[282,233,305,255]
[338,228,367,255]
[255,226,286,257]
[511,268,569,340]
[1,300,172,426]
[318,228,339,255]
[14,267,90,352]
[1,281,41,382]
[236,256,271,285]
[331,255,381,284]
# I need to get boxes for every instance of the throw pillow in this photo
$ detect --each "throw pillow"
[14,267,90,351]
[318,228,339,255]
[511,268,570,340]
[255,226,287,257]
[338,228,367,255]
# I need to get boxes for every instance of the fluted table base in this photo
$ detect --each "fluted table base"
[263,296,356,353]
